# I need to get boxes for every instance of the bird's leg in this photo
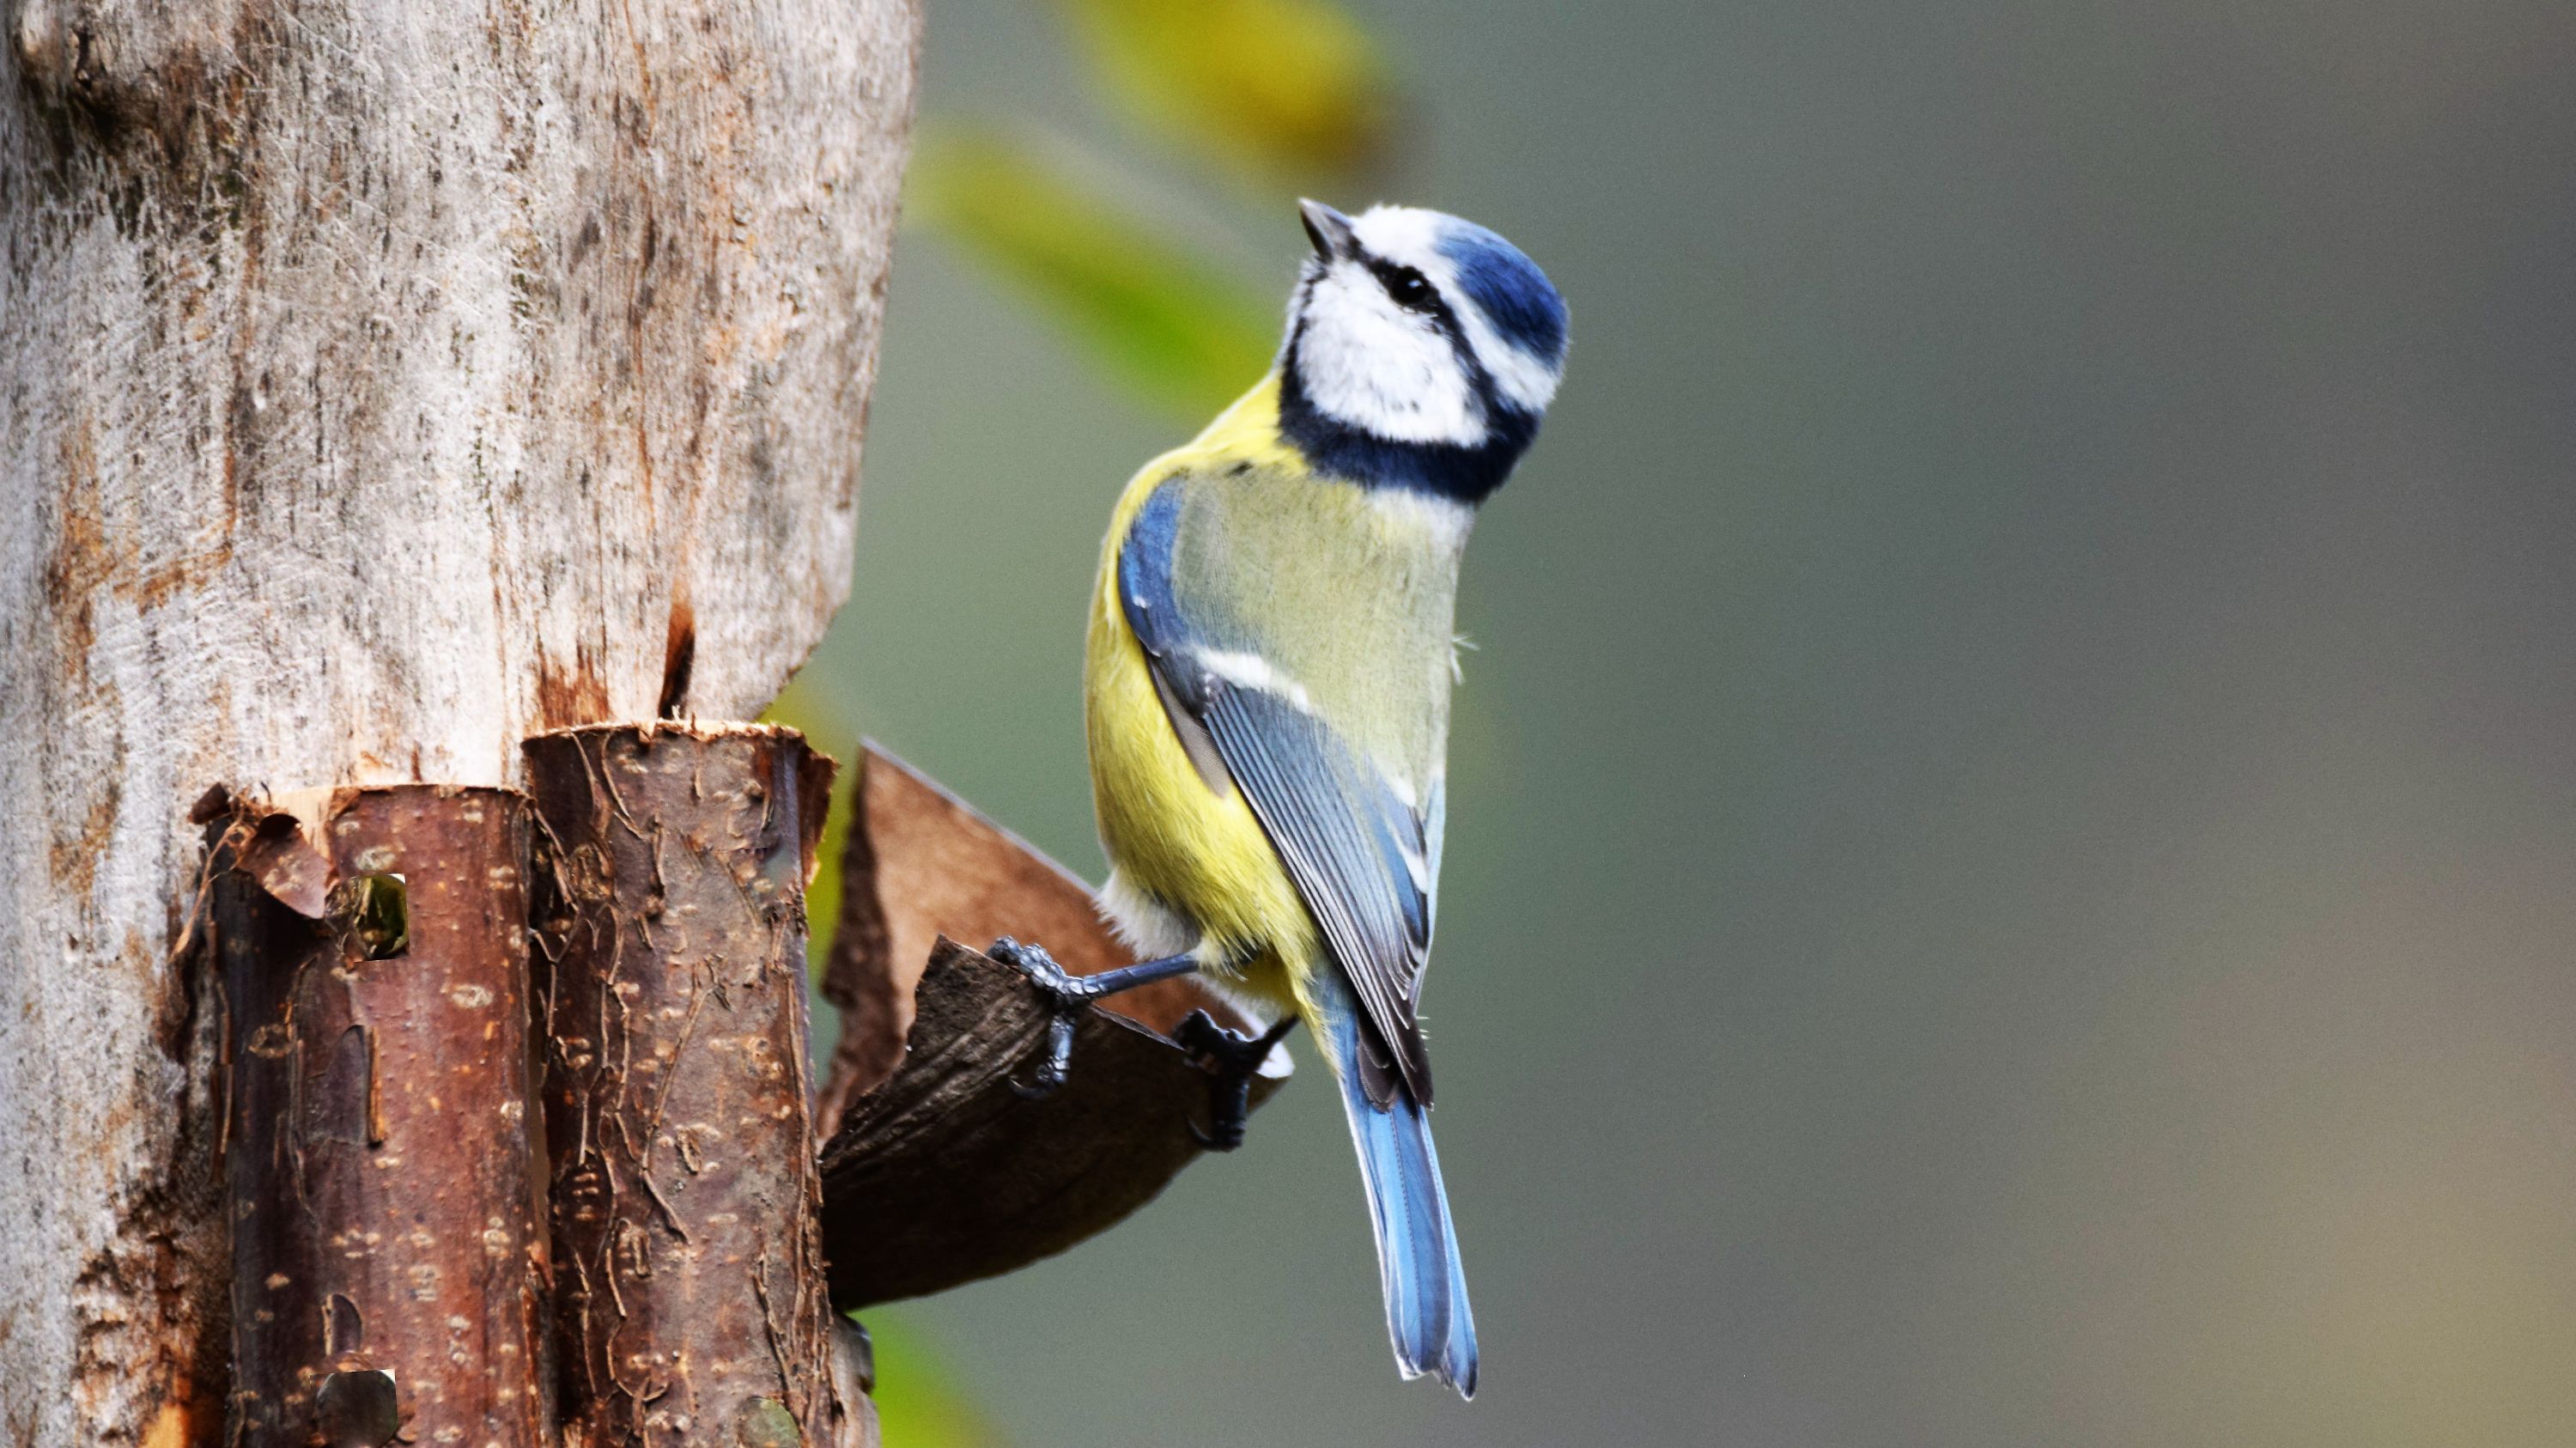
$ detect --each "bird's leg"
[987,937,1201,1098]
[1175,1009,1297,1151]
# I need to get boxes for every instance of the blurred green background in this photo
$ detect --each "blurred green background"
[785,0,2576,1443]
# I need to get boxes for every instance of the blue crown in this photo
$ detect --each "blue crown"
[1437,224,1568,368]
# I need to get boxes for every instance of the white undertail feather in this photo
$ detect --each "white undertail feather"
[1097,868,1199,961]
[1097,868,1294,1066]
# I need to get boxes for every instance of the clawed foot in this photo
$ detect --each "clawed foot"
[1175,1009,1296,1151]
[989,937,1200,1099]
[989,937,1088,1098]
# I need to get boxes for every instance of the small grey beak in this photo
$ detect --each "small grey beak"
[1299,198,1357,261]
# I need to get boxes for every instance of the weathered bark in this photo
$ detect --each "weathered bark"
[526,724,840,1446]
[0,0,917,1438]
[214,787,550,1447]
[813,745,1289,1308]
[820,938,1288,1311]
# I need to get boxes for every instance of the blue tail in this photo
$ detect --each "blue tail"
[1320,990,1479,1397]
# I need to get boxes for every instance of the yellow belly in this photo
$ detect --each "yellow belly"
[1082,375,1365,1022]
[1085,595,1324,1018]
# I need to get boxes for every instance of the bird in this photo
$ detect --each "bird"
[993,198,1566,1398]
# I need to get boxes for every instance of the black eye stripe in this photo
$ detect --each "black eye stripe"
[1364,258,1441,313]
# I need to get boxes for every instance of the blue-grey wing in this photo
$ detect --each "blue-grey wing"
[1119,479,1439,1107]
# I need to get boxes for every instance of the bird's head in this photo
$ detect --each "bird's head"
[1280,200,1567,501]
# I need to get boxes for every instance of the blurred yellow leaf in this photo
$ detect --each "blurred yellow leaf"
[909,128,1279,418]
[802,773,852,987]
[761,678,854,983]
[1061,0,1395,177]
[864,1311,1006,1448]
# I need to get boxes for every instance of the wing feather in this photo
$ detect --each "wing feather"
[1198,681,1434,1105]
[1118,478,1441,1106]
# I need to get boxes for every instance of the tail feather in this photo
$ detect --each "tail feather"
[1322,994,1479,1397]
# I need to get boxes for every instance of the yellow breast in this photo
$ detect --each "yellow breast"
[1084,379,1324,1014]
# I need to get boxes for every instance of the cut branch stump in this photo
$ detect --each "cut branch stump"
[525,724,845,1446]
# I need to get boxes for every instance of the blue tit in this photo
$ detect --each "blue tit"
[1054,198,1567,1398]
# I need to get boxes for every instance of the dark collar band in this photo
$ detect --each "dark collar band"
[1276,335,1539,505]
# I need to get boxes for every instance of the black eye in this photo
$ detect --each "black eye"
[1383,267,1436,312]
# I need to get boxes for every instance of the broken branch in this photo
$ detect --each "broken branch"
[817,745,1251,1131]
[816,746,1291,1308]
[821,937,1287,1309]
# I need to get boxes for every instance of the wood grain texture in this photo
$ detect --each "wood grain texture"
[814,746,1289,1312]
[817,744,1235,1135]
[0,2,917,1438]
[526,724,841,1447]
[819,939,1288,1311]
[215,788,550,1447]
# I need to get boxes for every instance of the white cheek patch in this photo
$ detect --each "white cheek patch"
[1351,206,1561,417]
[1296,264,1483,446]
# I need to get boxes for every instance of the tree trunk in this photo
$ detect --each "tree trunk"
[0,1,918,1439]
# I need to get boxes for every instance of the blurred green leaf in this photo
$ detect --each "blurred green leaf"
[908,127,1280,418]
[1060,0,1395,178]
[862,1311,1007,1448]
